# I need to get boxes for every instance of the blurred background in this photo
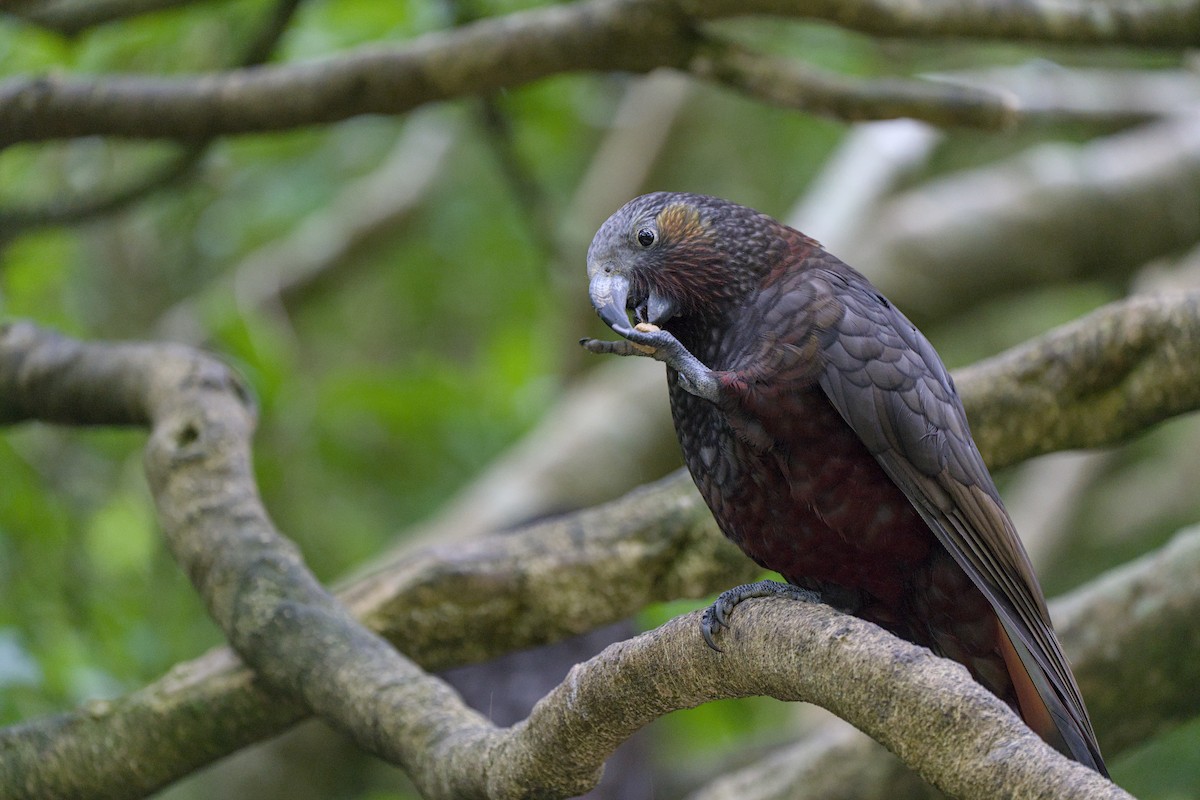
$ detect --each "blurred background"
[1,1,1199,797]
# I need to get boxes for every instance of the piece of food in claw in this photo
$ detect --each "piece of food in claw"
[634,322,661,333]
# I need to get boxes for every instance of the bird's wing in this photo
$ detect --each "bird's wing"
[806,263,1105,774]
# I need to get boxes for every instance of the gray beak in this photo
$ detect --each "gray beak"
[644,291,677,327]
[588,270,633,335]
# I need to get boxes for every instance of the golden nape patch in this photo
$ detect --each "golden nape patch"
[655,203,711,244]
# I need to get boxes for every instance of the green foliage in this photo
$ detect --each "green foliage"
[1114,716,1200,799]
[1,232,82,332]
[285,0,446,57]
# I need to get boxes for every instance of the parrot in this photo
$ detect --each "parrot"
[579,191,1106,775]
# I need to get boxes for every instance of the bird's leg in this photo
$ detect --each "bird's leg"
[701,579,821,652]
[580,323,721,403]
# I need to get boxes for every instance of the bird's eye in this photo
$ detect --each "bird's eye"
[636,228,656,248]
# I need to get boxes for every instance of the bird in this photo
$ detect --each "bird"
[579,191,1106,776]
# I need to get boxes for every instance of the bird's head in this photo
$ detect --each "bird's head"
[586,192,788,336]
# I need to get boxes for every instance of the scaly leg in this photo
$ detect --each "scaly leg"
[580,323,721,403]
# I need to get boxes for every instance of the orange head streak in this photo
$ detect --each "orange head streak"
[587,192,807,327]
[656,202,710,243]
[648,202,734,317]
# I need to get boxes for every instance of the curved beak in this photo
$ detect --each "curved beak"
[588,270,633,335]
[643,291,677,327]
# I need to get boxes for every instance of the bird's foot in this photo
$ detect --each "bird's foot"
[579,324,658,358]
[580,323,720,403]
[701,580,821,652]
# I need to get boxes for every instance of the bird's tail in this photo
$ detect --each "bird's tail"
[995,618,1108,777]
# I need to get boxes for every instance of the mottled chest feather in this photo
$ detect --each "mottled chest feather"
[664,260,938,610]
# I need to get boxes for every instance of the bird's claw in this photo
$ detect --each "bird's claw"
[580,324,721,403]
[699,580,821,652]
[625,323,688,360]
[700,604,729,652]
[579,337,655,357]
[580,322,675,355]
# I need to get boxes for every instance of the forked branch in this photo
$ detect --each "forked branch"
[2,291,1194,797]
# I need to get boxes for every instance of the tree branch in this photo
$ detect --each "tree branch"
[4,291,1195,796]
[0,0,303,240]
[1054,521,1200,753]
[854,116,1200,319]
[957,290,1200,469]
[681,517,1200,800]
[928,64,1200,126]
[689,0,1200,44]
[0,321,511,797]
[0,144,206,243]
[0,0,695,147]
[694,47,1200,131]
[0,648,311,800]
[683,723,926,800]
[691,42,1019,130]
[486,599,1128,800]
[155,109,458,345]
[0,466,745,799]
[2,0,1197,146]
[0,319,746,798]
[3,0,205,36]
[0,315,1133,798]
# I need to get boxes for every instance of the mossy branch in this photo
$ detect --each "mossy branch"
[2,291,1195,798]
[2,0,1197,146]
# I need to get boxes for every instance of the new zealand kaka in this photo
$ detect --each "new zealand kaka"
[580,192,1106,775]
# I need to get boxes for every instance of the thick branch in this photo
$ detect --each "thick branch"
[4,289,1198,796]
[0,649,311,800]
[683,519,1200,800]
[957,291,1200,469]
[0,316,1131,799]
[485,600,1127,799]
[0,0,694,146]
[856,116,1200,319]
[2,0,1198,146]
[1054,522,1200,753]
[0,322,518,797]
[0,466,746,799]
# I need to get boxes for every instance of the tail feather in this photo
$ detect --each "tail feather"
[995,618,1108,777]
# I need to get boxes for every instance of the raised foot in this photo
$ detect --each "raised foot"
[701,580,821,652]
[579,324,721,403]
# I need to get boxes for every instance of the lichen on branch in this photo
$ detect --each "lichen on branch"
[2,290,1193,797]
